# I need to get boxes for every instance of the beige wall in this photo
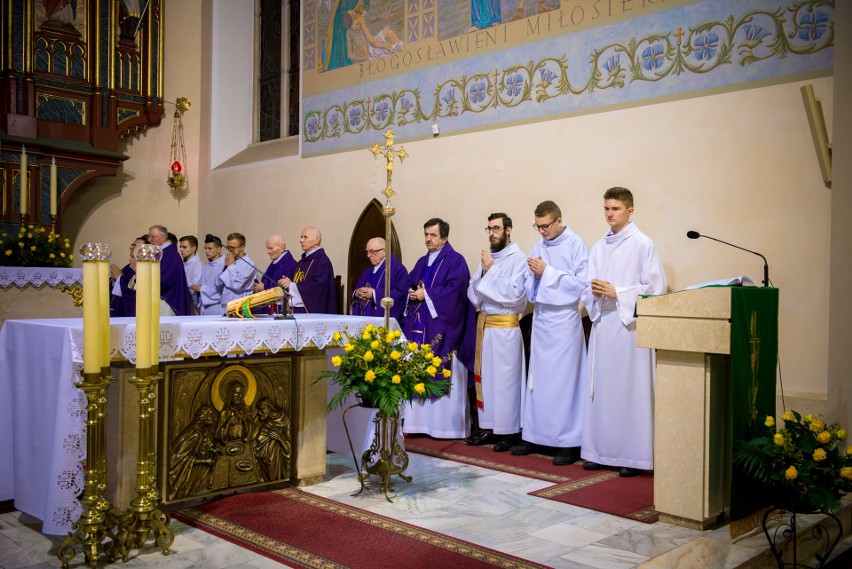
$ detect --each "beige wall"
[69,2,847,420]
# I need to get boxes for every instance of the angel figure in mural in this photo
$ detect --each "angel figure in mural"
[345,2,403,63]
[510,0,554,22]
[324,0,369,71]
[468,0,502,31]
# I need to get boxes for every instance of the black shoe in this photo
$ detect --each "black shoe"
[552,447,581,466]
[464,430,495,446]
[583,461,603,471]
[619,467,640,477]
[493,438,512,452]
[510,441,533,455]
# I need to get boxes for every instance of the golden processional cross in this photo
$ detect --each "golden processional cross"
[369,130,407,330]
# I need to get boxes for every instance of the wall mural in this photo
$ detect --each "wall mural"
[301,0,834,156]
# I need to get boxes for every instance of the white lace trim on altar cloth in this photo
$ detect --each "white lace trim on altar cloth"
[63,314,395,363]
[0,266,83,288]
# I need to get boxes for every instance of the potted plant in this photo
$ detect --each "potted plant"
[1,225,74,267]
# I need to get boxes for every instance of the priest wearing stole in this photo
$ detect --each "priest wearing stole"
[581,187,667,477]
[465,213,528,452]
[146,224,193,316]
[279,226,337,314]
[403,218,475,439]
[512,201,589,466]
[351,237,411,321]
[252,235,297,293]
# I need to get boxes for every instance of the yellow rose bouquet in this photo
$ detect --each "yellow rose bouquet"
[733,410,852,513]
[1,225,74,268]
[318,324,452,417]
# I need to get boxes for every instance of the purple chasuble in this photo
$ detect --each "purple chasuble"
[159,243,192,316]
[293,248,337,314]
[262,250,297,288]
[112,264,135,316]
[404,242,476,369]
[351,253,411,321]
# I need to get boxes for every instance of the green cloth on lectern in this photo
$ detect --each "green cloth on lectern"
[729,287,779,522]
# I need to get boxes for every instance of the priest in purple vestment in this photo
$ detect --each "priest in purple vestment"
[402,218,476,439]
[251,235,297,292]
[351,237,410,321]
[279,226,337,314]
[147,225,192,316]
[110,235,148,317]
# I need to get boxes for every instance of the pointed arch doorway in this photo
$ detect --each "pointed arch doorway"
[347,199,403,314]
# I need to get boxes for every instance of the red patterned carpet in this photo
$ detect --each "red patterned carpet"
[404,436,658,523]
[173,487,551,569]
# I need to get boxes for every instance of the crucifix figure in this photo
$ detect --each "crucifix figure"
[369,129,408,329]
[370,129,407,203]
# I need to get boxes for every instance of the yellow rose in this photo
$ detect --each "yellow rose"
[390,350,400,360]
[817,431,831,444]
[392,375,401,384]
[804,414,816,423]
[68,254,73,260]
[26,233,32,238]
[414,383,425,394]
[344,343,354,352]
[841,467,852,481]
[773,433,784,446]
[60,252,65,257]
[810,419,824,433]
[812,448,827,462]
[420,344,430,352]
[431,356,442,367]
[785,465,798,480]
[49,253,56,259]
[385,333,394,343]
[333,331,341,341]
[847,446,852,456]
[442,369,451,378]
[370,340,379,349]
[331,355,342,367]
[837,429,847,440]
[764,416,775,428]
[362,332,370,340]
[782,411,796,422]
[365,370,376,382]
[365,324,374,333]
[30,245,36,251]
[427,366,437,377]
[4,250,10,256]
[394,330,402,338]
[408,342,418,351]
[363,351,374,362]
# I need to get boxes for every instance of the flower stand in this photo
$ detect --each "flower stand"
[762,506,843,568]
[343,403,411,502]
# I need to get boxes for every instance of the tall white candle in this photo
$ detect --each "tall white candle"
[150,260,161,367]
[135,261,152,370]
[49,158,58,216]
[97,260,110,369]
[82,261,100,374]
[19,146,27,216]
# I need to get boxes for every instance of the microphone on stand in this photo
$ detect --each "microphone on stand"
[687,231,770,287]
[232,255,292,316]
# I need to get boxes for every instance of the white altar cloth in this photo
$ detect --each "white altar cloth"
[0,314,388,535]
[0,266,82,288]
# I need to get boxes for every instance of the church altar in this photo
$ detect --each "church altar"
[0,314,389,535]
[0,267,83,331]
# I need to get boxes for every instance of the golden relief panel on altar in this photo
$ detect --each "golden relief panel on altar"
[158,357,294,506]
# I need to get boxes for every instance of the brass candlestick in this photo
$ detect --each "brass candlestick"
[57,372,117,568]
[116,365,173,560]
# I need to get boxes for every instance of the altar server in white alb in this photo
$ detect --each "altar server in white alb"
[512,200,589,466]
[581,187,667,477]
[465,213,528,452]
[191,234,225,315]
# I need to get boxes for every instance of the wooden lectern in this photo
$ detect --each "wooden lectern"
[636,286,778,530]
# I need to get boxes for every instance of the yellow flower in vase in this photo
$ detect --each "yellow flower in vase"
[344,343,354,352]
[765,416,775,428]
[442,369,452,378]
[408,342,418,351]
[365,370,376,382]
[785,466,798,480]
[427,366,437,377]
[837,429,847,440]
[773,433,784,446]
[414,383,425,394]
[370,340,380,349]
[813,448,827,462]
[431,356,442,367]
[817,431,831,444]
[390,350,400,360]
[331,356,342,367]
[841,467,852,480]
[392,375,401,384]
[363,351,374,362]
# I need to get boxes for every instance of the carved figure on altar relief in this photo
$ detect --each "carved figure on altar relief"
[167,406,218,500]
[216,381,257,444]
[254,398,292,482]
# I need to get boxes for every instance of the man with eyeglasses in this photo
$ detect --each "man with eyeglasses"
[278,226,337,313]
[580,187,666,478]
[465,213,528,452]
[142,224,192,316]
[351,237,410,320]
[511,201,589,466]
[403,218,476,439]
[218,232,256,312]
